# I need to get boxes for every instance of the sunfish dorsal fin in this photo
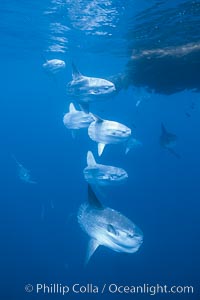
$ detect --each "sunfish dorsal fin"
[69,102,76,113]
[88,184,104,209]
[98,143,106,156]
[41,54,48,63]
[161,123,167,135]
[72,63,82,80]
[92,114,104,123]
[85,238,100,265]
[87,151,96,167]
[161,123,177,140]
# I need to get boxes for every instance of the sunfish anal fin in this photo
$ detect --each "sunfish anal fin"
[85,238,100,265]
[87,151,96,167]
[88,184,104,210]
[79,102,89,114]
[98,143,106,156]
[125,137,133,155]
[167,148,181,159]
[71,130,76,139]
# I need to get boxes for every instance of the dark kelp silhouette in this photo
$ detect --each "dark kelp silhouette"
[116,1,200,95]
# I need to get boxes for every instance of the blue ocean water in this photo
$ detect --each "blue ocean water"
[1,0,200,299]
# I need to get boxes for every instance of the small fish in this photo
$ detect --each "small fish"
[159,123,181,159]
[67,63,116,112]
[88,115,131,156]
[12,155,37,184]
[63,103,94,131]
[83,151,128,186]
[136,100,141,107]
[78,185,143,264]
[42,58,66,74]
[185,112,191,118]
[125,138,142,154]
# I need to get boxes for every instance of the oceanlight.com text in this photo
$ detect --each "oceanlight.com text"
[24,283,194,296]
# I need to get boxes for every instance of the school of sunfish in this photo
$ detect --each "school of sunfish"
[63,63,143,263]
[14,60,180,265]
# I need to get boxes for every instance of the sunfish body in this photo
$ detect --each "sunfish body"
[42,59,66,74]
[78,185,143,264]
[12,155,37,184]
[83,151,128,186]
[67,64,116,112]
[160,123,180,159]
[63,103,94,130]
[88,115,131,156]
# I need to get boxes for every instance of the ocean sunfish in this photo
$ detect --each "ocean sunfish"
[78,185,143,264]
[125,138,142,154]
[160,123,180,159]
[63,103,94,131]
[12,155,37,184]
[67,63,116,112]
[42,58,66,74]
[88,115,131,156]
[83,151,128,186]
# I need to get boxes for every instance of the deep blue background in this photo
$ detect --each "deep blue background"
[0,1,200,299]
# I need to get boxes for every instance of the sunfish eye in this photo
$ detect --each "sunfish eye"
[127,233,134,238]
[93,90,99,94]
[107,224,118,236]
